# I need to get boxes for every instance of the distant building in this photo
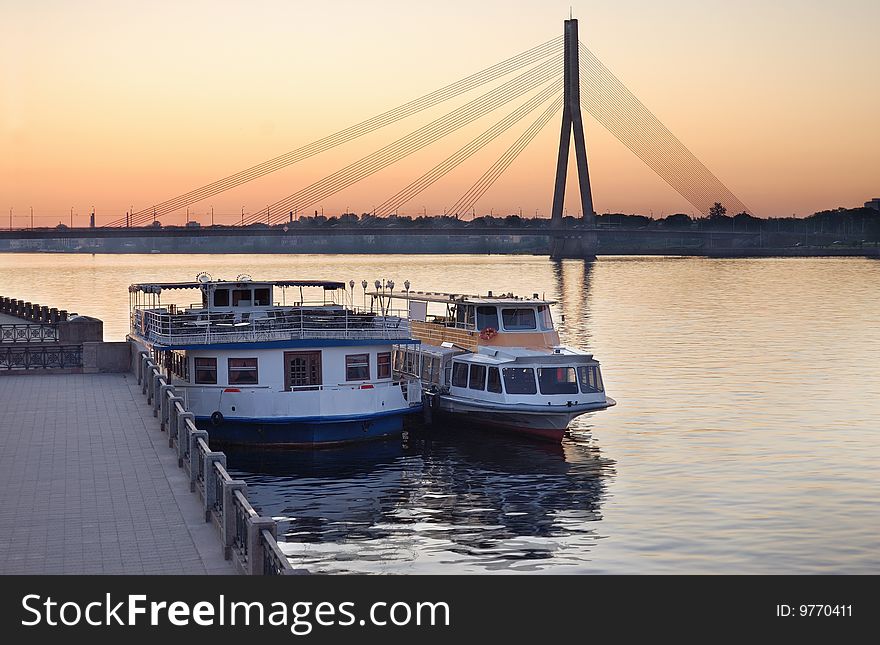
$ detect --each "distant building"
[865,198,880,211]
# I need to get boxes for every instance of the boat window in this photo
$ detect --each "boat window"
[476,306,499,331]
[537,305,554,331]
[578,366,604,393]
[452,362,469,388]
[421,354,432,381]
[194,357,217,384]
[455,305,475,329]
[345,354,370,381]
[253,288,271,306]
[403,350,416,375]
[213,289,230,307]
[502,367,537,394]
[377,352,391,379]
[537,367,579,394]
[228,358,258,385]
[232,289,252,307]
[501,308,537,330]
[469,364,487,391]
[487,367,502,393]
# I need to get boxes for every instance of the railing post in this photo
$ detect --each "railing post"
[247,517,277,575]
[203,453,227,523]
[137,352,147,385]
[177,412,194,467]
[189,430,209,492]
[147,366,157,402]
[142,358,151,393]
[167,397,183,446]
[222,480,247,560]
[159,384,174,430]
[153,374,166,417]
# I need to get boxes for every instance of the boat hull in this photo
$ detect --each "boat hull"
[194,410,413,447]
[432,396,615,442]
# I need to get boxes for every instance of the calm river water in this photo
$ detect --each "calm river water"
[2,253,878,573]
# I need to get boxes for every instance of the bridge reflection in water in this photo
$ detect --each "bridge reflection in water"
[224,426,615,574]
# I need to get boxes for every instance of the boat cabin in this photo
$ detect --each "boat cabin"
[370,290,561,351]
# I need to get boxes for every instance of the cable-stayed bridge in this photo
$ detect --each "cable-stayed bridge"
[7,19,753,258]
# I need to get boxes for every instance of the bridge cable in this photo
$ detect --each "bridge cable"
[244,58,564,225]
[578,40,732,209]
[578,42,751,215]
[447,95,563,216]
[578,64,721,214]
[577,44,725,213]
[372,85,563,218]
[251,59,562,224]
[108,36,563,227]
[578,61,725,214]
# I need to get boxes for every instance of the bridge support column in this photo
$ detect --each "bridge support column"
[550,230,597,259]
[550,18,595,236]
[549,17,596,259]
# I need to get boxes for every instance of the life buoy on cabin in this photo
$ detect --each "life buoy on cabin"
[479,326,498,341]
[210,411,224,426]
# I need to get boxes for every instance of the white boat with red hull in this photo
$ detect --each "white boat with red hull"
[379,288,614,441]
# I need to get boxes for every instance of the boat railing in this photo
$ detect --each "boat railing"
[284,377,423,405]
[131,306,412,345]
[136,351,300,575]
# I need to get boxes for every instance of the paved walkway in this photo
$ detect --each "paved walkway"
[0,372,236,574]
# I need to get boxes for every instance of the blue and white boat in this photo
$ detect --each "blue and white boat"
[128,274,422,446]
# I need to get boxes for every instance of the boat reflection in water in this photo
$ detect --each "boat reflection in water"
[224,423,616,574]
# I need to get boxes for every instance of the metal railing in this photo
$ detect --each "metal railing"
[0,345,82,370]
[0,324,59,344]
[232,489,254,560]
[131,306,411,346]
[137,351,297,575]
[284,377,423,405]
[262,529,291,576]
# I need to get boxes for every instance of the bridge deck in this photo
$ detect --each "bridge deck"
[0,372,235,574]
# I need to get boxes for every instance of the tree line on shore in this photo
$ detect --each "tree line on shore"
[199,203,879,242]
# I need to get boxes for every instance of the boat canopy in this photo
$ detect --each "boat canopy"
[368,290,557,306]
[129,279,346,294]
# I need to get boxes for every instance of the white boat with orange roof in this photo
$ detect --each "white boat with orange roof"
[373,287,615,441]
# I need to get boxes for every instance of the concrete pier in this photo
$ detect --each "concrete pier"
[0,372,236,574]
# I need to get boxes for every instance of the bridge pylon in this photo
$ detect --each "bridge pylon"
[550,18,596,259]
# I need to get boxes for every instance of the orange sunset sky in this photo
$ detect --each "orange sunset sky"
[2,0,878,227]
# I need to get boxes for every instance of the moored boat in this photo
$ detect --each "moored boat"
[128,275,422,446]
[379,289,614,441]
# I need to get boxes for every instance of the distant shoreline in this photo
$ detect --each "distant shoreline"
[0,247,876,258]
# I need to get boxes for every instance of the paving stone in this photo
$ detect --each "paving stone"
[0,373,236,575]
